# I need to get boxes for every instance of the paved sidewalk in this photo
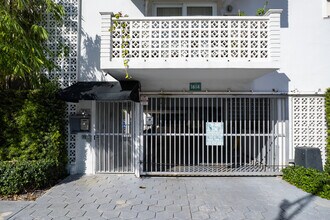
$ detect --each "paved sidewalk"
[1,175,330,220]
[0,201,31,220]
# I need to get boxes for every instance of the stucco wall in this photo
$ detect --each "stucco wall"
[239,0,330,93]
[79,0,144,81]
[79,0,330,93]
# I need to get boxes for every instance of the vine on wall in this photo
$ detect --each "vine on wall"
[111,12,131,79]
[325,88,330,174]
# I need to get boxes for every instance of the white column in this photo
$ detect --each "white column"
[265,9,282,63]
[134,102,142,177]
[276,98,288,168]
[100,12,113,65]
[90,100,97,174]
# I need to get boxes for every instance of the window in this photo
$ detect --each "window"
[154,3,216,16]
[157,7,182,16]
[187,7,213,16]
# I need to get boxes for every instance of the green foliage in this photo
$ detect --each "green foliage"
[111,12,131,79]
[282,88,330,200]
[0,81,67,166]
[0,159,67,195]
[238,10,246,16]
[256,1,269,16]
[0,0,64,89]
[325,88,330,174]
[282,166,330,200]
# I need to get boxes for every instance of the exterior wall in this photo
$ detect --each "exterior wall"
[282,0,330,94]
[291,96,327,165]
[44,0,80,171]
[69,0,329,174]
[251,0,330,94]
[72,101,95,174]
[79,0,144,81]
[81,0,330,93]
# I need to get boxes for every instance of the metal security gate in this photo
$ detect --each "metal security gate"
[142,96,287,176]
[95,101,134,173]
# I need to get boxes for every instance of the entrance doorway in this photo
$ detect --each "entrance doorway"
[95,101,135,173]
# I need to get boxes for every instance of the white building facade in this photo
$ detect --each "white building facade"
[51,0,330,176]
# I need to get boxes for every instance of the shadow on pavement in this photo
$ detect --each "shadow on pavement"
[276,180,329,220]
[57,174,84,185]
[276,194,315,220]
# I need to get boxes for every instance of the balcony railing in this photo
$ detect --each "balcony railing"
[100,10,282,70]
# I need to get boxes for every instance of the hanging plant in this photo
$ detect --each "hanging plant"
[256,1,269,16]
[110,12,131,79]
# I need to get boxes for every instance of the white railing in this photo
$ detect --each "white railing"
[100,10,282,67]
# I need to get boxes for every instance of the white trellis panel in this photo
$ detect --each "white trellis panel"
[112,17,270,60]
[43,0,79,164]
[292,96,327,165]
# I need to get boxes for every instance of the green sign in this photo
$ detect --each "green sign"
[189,82,201,91]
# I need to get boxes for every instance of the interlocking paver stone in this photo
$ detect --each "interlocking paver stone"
[78,196,97,204]
[150,194,166,200]
[148,205,165,212]
[209,211,229,220]
[198,204,216,212]
[95,196,112,205]
[30,209,52,218]
[155,210,174,219]
[244,210,265,220]
[157,198,174,206]
[127,197,143,205]
[65,208,86,218]
[165,204,182,212]
[226,210,245,220]
[141,198,158,206]
[51,216,71,220]
[83,208,103,219]
[99,203,116,211]
[174,210,192,219]
[71,217,91,220]
[2,175,330,220]
[174,198,189,206]
[49,209,70,218]
[121,193,137,200]
[132,203,148,212]
[247,204,268,212]
[119,210,138,219]
[137,210,156,219]
[191,211,210,220]
[11,213,38,220]
[101,210,121,219]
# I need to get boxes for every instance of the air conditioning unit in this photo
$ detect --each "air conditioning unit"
[294,147,323,171]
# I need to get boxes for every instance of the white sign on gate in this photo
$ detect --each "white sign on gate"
[206,122,224,146]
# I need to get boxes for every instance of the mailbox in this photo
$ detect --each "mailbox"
[69,113,91,134]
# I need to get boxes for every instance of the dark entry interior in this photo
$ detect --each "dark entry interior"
[142,96,283,175]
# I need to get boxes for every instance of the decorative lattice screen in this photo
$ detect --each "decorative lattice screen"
[44,0,79,164]
[292,96,327,165]
[112,18,269,59]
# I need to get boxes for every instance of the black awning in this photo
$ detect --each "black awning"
[58,80,140,103]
